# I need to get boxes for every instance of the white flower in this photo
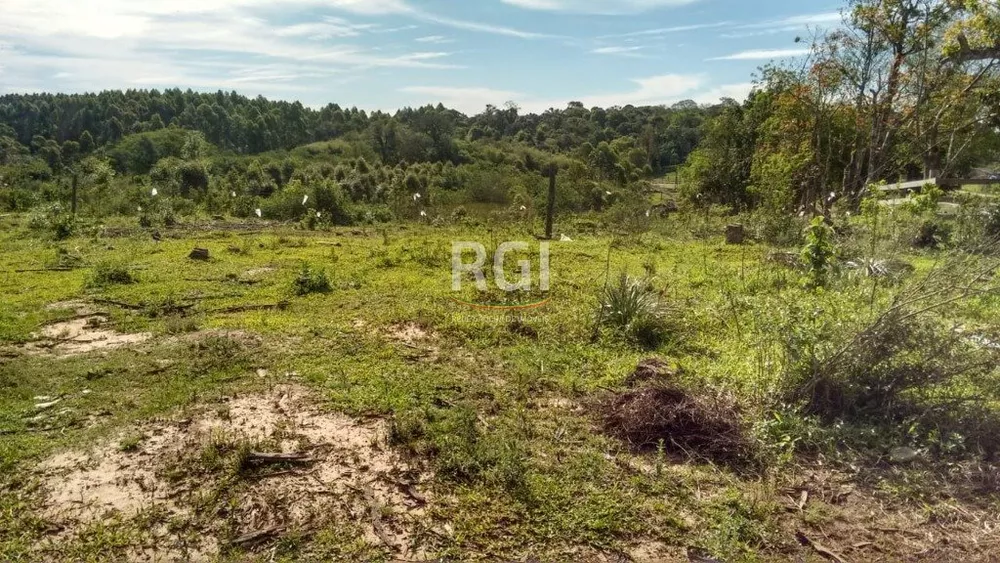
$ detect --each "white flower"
[302,195,309,205]
[137,206,143,212]
[230,191,236,198]
[151,188,158,196]
[420,210,427,217]
[316,212,322,218]
[413,193,421,201]
[606,191,612,196]
[645,209,651,217]
[519,205,527,211]
[255,208,262,218]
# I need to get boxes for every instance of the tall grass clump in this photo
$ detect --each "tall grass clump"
[782,255,1000,455]
[293,263,331,296]
[597,273,670,349]
[89,260,137,287]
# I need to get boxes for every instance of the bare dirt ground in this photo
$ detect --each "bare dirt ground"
[36,385,433,561]
[28,314,152,356]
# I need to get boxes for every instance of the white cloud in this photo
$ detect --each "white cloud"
[501,0,700,14]
[274,18,378,39]
[0,0,468,100]
[733,12,841,32]
[689,82,754,104]
[414,13,552,39]
[402,75,744,116]
[591,46,642,55]
[600,21,729,38]
[523,77,754,112]
[721,26,801,39]
[415,35,453,44]
[709,48,810,61]
[400,86,523,115]
[764,12,841,27]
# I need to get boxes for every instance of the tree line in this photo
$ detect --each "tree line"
[0,90,715,176]
[684,0,1000,214]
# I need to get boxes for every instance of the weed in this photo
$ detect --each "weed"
[89,260,137,286]
[293,263,331,296]
[801,216,836,288]
[598,273,660,329]
[189,334,252,376]
[165,315,200,335]
[118,432,145,452]
[598,273,671,348]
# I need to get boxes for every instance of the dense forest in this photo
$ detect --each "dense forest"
[0,89,716,223]
[0,0,997,232]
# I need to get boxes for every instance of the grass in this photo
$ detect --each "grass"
[0,210,998,561]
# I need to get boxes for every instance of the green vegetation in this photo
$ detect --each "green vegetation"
[0,1,998,560]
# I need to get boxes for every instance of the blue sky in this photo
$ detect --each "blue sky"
[0,0,842,115]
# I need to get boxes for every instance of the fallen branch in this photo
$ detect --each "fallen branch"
[14,267,74,273]
[90,298,145,311]
[796,530,847,563]
[363,484,396,550]
[229,525,286,547]
[213,301,290,314]
[398,482,427,505]
[246,451,313,464]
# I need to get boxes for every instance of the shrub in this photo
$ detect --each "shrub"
[783,261,1000,453]
[391,406,528,492]
[27,203,75,240]
[293,263,331,296]
[599,274,662,329]
[800,217,836,287]
[912,218,952,248]
[90,260,136,286]
[598,274,671,347]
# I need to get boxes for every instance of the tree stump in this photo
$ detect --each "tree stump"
[725,224,745,245]
[189,248,210,261]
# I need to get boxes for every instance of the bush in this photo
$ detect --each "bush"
[599,274,661,329]
[912,219,952,248]
[391,406,528,492]
[598,274,671,347]
[293,263,331,295]
[783,262,1000,454]
[90,260,136,286]
[27,203,75,240]
[801,217,836,287]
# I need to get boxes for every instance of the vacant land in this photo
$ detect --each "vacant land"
[1,208,998,562]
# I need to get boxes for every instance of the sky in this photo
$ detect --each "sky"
[0,0,844,115]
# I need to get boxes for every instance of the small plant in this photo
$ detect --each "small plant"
[165,315,200,335]
[800,217,836,288]
[27,203,75,240]
[904,182,944,215]
[843,257,914,282]
[89,260,136,286]
[190,334,252,376]
[293,263,332,296]
[912,219,951,248]
[118,433,145,453]
[54,247,84,269]
[598,273,669,348]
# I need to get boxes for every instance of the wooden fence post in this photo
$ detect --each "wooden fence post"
[71,173,78,215]
[544,166,557,240]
